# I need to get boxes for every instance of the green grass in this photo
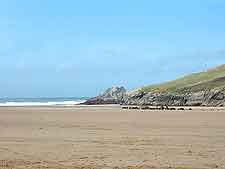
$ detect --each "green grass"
[140,64,225,93]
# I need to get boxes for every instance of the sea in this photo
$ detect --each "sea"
[0,97,87,107]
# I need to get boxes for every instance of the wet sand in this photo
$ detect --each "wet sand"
[0,106,225,169]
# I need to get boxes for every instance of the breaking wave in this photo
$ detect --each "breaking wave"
[0,99,86,107]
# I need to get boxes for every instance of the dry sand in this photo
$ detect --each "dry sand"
[0,106,225,169]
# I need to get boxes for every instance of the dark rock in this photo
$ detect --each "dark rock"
[141,106,150,110]
[128,106,140,109]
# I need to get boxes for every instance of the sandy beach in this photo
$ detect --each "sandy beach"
[0,106,225,169]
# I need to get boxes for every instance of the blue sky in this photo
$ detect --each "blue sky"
[0,0,225,97]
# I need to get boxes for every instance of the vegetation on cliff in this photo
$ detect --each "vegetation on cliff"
[140,64,225,94]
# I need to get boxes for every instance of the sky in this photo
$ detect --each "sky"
[0,0,225,97]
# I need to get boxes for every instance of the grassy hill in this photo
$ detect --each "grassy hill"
[140,64,225,93]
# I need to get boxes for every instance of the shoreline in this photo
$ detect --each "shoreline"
[1,104,225,110]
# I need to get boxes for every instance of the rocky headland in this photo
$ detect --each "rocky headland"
[83,64,225,107]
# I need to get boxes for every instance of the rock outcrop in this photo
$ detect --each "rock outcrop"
[122,88,225,107]
[83,86,126,105]
[83,87,225,106]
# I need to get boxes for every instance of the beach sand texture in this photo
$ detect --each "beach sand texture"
[0,106,225,169]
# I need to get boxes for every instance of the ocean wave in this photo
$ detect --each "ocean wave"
[0,100,86,107]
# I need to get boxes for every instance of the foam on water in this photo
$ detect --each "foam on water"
[0,99,86,107]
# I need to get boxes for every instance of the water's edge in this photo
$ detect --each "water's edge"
[0,98,87,107]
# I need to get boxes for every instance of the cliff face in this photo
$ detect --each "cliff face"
[83,87,225,107]
[122,89,225,107]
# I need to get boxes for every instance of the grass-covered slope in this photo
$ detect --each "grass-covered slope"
[140,64,225,93]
